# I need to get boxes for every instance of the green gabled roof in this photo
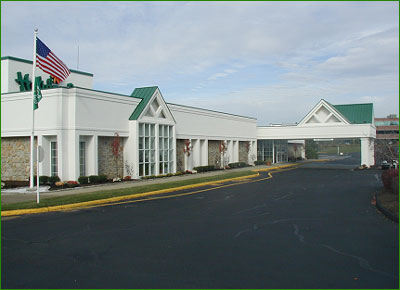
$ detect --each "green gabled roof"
[333,103,374,124]
[129,86,158,120]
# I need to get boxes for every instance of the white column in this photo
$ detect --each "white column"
[37,135,43,176]
[233,140,239,162]
[192,139,200,168]
[125,121,139,178]
[57,131,64,180]
[361,138,375,167]
[172,126,177,173]
[155,124,159,175]
[227,140,233,163]
[86,135,98,176]
[272,140,275,164]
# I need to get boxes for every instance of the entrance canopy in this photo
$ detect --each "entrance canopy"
[257,100,376,166]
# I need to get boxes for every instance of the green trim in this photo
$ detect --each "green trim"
[1,56,94,77]
[71,86,134,98]
[166,102,257,120]
[129,86,158,120]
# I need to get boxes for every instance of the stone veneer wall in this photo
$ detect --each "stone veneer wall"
[239,141,249,164]
[176,139,185,172]
[208,140,221,168]
[1,137,37,181]
[98,137,124,178]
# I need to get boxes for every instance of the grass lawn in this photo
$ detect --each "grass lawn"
[318,144,361,154]
[2,170,256,211]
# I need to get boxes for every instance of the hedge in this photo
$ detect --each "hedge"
[193,165,216,173]
[227,162,248,168]
[78,176,89,184]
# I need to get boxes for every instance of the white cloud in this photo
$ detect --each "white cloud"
[2,1,398,120]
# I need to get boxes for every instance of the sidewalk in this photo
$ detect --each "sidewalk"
[1,165,279,205]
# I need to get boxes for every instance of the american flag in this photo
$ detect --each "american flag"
[36,38,70,84]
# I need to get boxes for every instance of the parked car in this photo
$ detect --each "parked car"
[381,160,390,169]
[381,160,399,169]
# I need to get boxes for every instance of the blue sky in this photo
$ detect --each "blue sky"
[1,1,398,125]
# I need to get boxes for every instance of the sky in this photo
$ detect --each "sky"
[1,1,399,125]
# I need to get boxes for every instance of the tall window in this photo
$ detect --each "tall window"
[159,125,173,174]
[50,141,58,176]
[139,123,155,176]
[257,140,273,161]
[79,141,86,177]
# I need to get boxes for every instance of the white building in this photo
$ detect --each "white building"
[1,56,376,182]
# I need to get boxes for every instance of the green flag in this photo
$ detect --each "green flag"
[33,80,42,110]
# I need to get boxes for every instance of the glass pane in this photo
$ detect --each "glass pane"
[151,163,155,175]
[169,137,173,148]
[169,126,173,137]
[139,124,144,136]
[151,124,155,136]
[159,162,163,174]
[139,150,143,163]
[164,150,168,160]
[145,164,149,176]
[139,137,143,149]
[145,124,149,136]
[150,150,155,162]
[159,150,163,162]
[150,137,154,149]
[139,164,143,176]
[145,137,149,149]
[159,138,163,149]
[145,150,149,162]
[164,137,169,150]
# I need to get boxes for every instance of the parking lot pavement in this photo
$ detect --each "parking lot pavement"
[2,160,398,289]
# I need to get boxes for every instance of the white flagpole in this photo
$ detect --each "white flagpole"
[36,143,40,203]
[30,29,38,189]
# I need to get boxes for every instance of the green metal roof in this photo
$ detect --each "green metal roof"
[333,103,374,124]
[129,86,158,120]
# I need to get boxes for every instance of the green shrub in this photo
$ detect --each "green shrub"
[78,176,89,184]
[193,165,216,173]
[89,175,100,183]
[254,160,266,165]
[99,175,108,183]
[49,176,60,185]
[39,176,50,185]
[228,162,248,168]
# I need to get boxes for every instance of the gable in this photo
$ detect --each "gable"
[129,86,175,123]
[298,99,350,126]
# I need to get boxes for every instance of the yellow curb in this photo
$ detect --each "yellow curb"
[1,172,260,217]
[252,163,299,172]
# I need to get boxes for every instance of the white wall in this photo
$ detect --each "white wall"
[169,103,257,141]
[257,123,376,140]
[2,87,142,180]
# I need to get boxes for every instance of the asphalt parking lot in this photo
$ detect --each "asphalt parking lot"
[2,161,399,289]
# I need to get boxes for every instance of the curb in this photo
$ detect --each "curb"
[1,162,306,217]
[1,172,260,217]
[375,192,399,223]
